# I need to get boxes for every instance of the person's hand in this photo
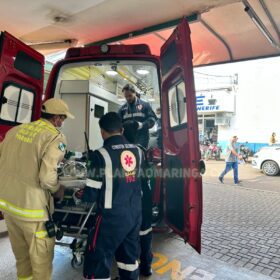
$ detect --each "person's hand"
[123,120,138,130]
[238,155,243,160]
[137,122,143,130]
[53,184,65,200]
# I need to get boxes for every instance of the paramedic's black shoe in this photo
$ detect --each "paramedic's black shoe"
[140,266,153,277]
[218,176,223,183]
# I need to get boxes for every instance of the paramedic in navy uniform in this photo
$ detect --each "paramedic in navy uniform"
[82,112,142,280]
[118,83,157,148]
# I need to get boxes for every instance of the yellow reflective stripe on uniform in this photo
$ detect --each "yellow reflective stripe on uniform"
[86,278,110,280]
[0,199,45,219]
[16,119,58,144]
[35,120,58,135]
[33,120,58,134]
[35,230,48,239]
[18,276,33,280]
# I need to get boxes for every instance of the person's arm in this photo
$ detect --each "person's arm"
[39,134,66,193]
[229,143,242,159]
[82,150,104,202]
[139,103,156,130]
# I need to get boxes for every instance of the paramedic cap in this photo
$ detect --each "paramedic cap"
[42,98,75,119]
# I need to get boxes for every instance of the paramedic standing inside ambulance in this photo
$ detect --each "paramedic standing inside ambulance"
[118,83,156,148]
[0,98,74,280]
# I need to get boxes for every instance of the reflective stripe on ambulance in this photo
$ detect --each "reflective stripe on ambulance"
[0,199,44,219]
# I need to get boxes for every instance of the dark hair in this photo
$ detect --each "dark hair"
[41,112,56,120]
[99,112,123,133]
[122,83,136,93]
[41,112,66,120]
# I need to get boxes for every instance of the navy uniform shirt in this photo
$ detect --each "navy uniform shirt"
[118,98,156,148]
[83,135,143,215]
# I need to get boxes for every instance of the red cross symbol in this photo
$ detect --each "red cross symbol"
[125,155,133,167]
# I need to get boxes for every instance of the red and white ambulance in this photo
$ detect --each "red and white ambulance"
[0,19,203,253]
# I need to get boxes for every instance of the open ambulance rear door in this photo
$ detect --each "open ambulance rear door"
[160,18,203,253]
[0,31,44,224]
[0,31,44,141]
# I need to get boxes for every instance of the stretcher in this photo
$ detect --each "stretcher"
[53,147,162,268]
[53,160,95,268]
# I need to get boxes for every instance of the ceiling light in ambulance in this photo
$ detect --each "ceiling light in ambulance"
[106,70,118,76]
[136,69,149,75]
[100,44,110,53]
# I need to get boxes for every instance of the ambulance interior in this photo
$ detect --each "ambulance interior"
[53,60,161,153]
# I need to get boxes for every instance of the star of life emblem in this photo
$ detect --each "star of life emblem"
[120,150,136,172]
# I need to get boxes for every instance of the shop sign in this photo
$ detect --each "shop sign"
[196,91,235,113]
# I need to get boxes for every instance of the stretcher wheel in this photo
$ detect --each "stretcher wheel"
[70,239,77,250]
[152,204,163,226]
[56,228,64,241]
[71,255,84,268]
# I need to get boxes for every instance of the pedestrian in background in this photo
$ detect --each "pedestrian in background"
[218,136,243,185]
[269,132,277,145]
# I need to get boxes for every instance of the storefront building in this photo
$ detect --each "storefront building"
[195,57,280,154]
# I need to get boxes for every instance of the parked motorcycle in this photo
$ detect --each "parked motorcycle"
[200,144,209,159]
[239,143,250,162]
[206,143,222,160]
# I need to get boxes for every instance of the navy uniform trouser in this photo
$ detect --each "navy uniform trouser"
[84,210,141,280]
[140,207,153,270]
[140,178,153,270]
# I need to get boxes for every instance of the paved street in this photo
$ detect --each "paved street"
[202,160,280,279]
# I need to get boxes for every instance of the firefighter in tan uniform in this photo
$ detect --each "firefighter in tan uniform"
[0,98,74,280]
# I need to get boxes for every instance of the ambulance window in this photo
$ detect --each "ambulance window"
[14,51,43,80]
[161,41,177,76]
[94,104,105,118]
[168,81,187,128]
[0,85,34,124]
[17,90,34,123]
